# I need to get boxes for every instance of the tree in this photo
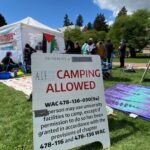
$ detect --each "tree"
[64,28,107,46]
[87,22,93,30]
[108,9,150,57]
[63,14,71,26]
[117,6,127,17]
[93,13,108,32]
[75,14,83,26]
[64,28,83,44]
[0,14,7,27]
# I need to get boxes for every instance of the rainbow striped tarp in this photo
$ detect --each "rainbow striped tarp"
[105,83,150,120]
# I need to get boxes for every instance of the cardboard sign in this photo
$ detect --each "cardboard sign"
[32,54,110,150]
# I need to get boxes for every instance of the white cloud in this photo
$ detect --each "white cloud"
[107,20,114,26]
[93,0,150,16]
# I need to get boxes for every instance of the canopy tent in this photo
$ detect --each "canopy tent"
[0,17,65,63]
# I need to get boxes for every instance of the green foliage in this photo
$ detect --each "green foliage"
[63,9,150,53]
[64,29,83,44]
[108,9,150,50]
[0,14,7,27]
[64,29,107,45]
[93,13,108,32]
[133,9,150,21]
[86,22,93,30]
[75,14,83,27]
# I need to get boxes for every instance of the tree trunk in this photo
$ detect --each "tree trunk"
[129,47,136,58]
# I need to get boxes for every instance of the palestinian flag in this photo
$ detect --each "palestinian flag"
[43,33,55,53]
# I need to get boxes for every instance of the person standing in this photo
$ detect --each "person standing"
[65,38,74,54]
[105,39,114,63]
[74,42,81,54]
[96,41,106,60]
[87,38,96,55]
[35,42,43,52]
[24,43,36,66]
[81,41,89,55]
[119,40,126,67]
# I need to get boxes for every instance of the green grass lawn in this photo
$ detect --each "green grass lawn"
[0,67,150,150]
[113,57,150,63]
[113,52,150,63]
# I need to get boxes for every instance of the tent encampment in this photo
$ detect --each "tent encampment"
[0,17,65,63]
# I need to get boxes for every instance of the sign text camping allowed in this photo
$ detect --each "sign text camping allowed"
[32,53,110,150]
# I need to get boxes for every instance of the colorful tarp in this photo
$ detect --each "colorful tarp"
[105,83,150,120]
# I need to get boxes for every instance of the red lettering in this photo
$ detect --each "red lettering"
[70,70,79,78]
[0,33,15,42]
[55,84,60,92]
[90,81,95,89]
[95,69,100,77]
[46,84,54,93]
[60,83,66,92]
[74,82,84,90]
[46,81,96,93]
[57,69,100,79]
[57,70,63,79]
[64,70,70,78]
[84,81,90,89]
[80,70,85,78]
[66,82,73,91]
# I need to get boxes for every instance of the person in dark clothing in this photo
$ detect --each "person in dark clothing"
[24,43,36,66]
[1,51,18,71]
[35,42,43,52]
[119,40,126,67]
[105,39,114,63]
[65,38,74,54]
[74,42,81,54]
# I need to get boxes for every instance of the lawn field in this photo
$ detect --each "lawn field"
[113,57,150,63]
[0,67,150,150]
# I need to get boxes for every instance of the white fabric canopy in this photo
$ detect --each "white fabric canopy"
[0,17,65,63]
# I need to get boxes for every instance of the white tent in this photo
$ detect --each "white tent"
[0,17,65,63]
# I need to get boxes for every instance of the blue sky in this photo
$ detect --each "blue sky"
[0,0,150,29]
[0,0,113,29]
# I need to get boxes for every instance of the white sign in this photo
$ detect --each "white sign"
[32,54,110,150]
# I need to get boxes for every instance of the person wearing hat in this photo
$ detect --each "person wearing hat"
[1,51,18,71]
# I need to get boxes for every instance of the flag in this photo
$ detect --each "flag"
[43,33,55,53]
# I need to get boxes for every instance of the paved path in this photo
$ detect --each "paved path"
[112,62,149,69]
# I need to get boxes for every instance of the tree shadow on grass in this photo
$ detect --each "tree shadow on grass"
[74,141,103,150]
[105,76,132,82]
[108,117,140,145]
[72,118,139,150]
[142,78,150,82]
